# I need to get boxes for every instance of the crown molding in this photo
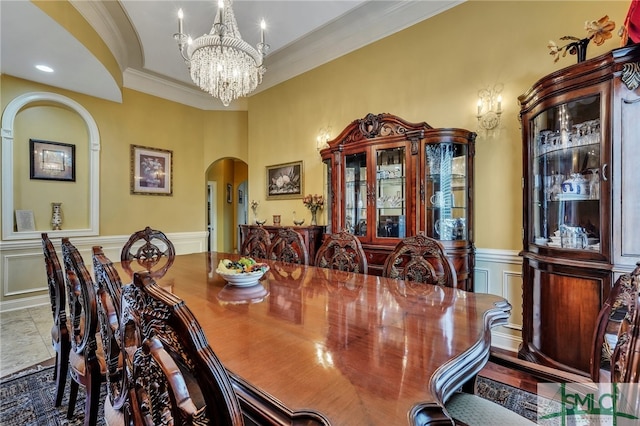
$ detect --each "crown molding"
[123,68,248,111]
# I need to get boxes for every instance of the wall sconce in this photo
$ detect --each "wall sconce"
[476,84,503,134]
[316,127,331,151]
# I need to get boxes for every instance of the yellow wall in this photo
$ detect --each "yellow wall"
[247,0,628,250]
[1,75,248,253]
[13,105,89,230]
[1,0,629,255]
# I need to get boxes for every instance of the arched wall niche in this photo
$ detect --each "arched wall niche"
[1,92,100,240]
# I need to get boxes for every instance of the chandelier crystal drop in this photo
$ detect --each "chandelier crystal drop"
[174,0,269,106]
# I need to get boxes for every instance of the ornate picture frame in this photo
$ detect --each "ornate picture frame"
[29,139,75,181]
[130,144,173,196]
[266,160,303,200]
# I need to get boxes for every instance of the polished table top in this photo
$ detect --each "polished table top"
[146,252,510,425]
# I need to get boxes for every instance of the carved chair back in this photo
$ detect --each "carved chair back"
[41,233,71,407]
[239,226,271,260]
[592,263,640,383]
[120,226,175,279]
[382,232,457,287]
[61,238,103,425]
[315,230,368,274]
[124,271,244,425]
[92,246,128,411]
[268,228,309,265]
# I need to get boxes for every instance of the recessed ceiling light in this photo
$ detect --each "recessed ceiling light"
[35,65,54,73]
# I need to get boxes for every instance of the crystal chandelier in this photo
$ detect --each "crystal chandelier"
[174,0,269,106]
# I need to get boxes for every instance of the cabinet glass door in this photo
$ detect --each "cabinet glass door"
[345,153,368,236]
[531,94,601,252]
[375,146,406,239]
[323,159,333,234]
[424,142,467,241]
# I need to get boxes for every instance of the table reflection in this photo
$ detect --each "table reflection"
[216,283,269,305]
[161,252,509,425]
[268,262,306,323]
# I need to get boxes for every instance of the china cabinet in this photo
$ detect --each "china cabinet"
[519,44,640,375]
[320,113,476,290]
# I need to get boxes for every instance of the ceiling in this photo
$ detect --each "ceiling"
[1,0,463,110]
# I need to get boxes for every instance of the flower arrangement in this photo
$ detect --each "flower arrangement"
[303,194,324,212]
[547,15,615,63]
[250,199,259,214]
[303,194,324,225]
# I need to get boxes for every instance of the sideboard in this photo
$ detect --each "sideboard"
[239,225,325,265]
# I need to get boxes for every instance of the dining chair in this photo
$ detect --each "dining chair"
[120,226,175,279]
[382,232,457,287]
[124,271,245,425]
[92,246,128,413]
[591,262,640,382]
[314,229,368,274]
[268,227,309,265]
[40,233,71,407]
[60,238,105,426]
[445,264,640,425]
[239,225,271,260]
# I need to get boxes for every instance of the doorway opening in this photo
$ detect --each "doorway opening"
[207,181,217,252]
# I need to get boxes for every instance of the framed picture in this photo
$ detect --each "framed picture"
[238,189,244,204]
[266,160,303,200]
[29,139,75,181]
[130,144,173,196]
[227,183,232,203]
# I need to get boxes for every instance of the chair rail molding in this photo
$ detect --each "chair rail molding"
[1,92,100,240]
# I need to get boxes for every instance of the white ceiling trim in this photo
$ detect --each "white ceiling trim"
[71,0,127,72]
[123,68,248,111]
[122,0,464,110]
[259,0,464,92]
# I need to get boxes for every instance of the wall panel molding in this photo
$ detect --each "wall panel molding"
[0,231,207,312]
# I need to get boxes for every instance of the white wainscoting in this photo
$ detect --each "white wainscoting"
[0,231,207,312]
[475,248,523,354]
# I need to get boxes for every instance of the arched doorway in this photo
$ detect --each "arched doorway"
[205,158,248,253]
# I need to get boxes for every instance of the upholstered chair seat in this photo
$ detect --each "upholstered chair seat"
[446,391,536,425]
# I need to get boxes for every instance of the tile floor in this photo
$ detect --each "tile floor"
[0,304,54,377]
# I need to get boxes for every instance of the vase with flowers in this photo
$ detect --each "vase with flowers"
[302,194,324,226]
[547,15,615,63]
[250,200,261,224]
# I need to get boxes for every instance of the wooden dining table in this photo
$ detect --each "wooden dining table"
[134,252,511,425]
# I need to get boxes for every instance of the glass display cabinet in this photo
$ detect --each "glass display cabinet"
[320,113,476,290]
[531,96,602,253]
[343,143,408,240]
[530,94,608,253]
[519,44,640,376]
[423,141,469,243]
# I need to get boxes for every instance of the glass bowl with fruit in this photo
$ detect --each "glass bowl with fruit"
[216,257,269,287]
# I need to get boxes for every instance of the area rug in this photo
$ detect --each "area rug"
[476,376,541,421]
[0,364,106,426]
[1,362,540,424]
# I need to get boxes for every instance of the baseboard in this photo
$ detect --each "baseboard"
[0,294,49,312]
[491,329,521,354]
